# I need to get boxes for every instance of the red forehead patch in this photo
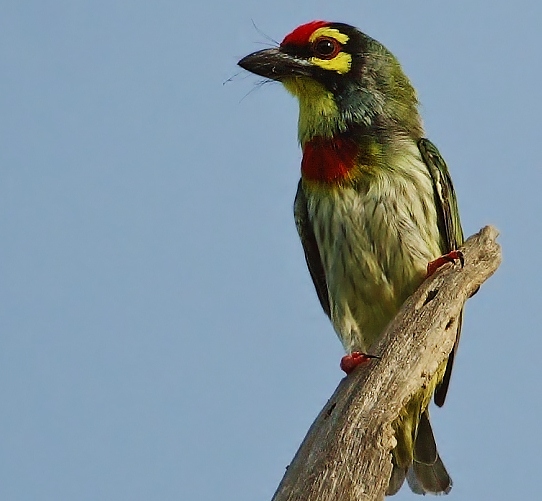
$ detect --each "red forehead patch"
[281,20,329,47]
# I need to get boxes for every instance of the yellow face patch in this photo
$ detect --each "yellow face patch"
[307,27,352,74]
[308,27,350,45]
[310,52,352,74]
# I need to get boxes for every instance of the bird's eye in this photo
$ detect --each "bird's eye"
[313,37,341,59]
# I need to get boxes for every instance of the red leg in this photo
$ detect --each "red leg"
[340,351,378,374]
[426,250,464,277]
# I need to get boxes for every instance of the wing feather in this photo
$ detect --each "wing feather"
[293,180,331,319]
[418,138,464,407]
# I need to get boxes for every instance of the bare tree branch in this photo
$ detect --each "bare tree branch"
[272,226,502,501]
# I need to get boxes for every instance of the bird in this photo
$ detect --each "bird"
[238,20,464,495]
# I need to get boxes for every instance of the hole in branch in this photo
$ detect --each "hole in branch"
[325,403,337,418]
[423,289,438,305]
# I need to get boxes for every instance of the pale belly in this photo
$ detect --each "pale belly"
[306,172,443,353]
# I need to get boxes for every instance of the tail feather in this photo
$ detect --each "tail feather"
[386,456,407,496]
[408,410,452,495]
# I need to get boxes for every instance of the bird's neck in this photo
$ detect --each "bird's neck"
[285,77,424,186]
[284,77,423,148]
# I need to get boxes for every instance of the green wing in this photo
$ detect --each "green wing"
[293,180,331,319]
[418,138,464,407]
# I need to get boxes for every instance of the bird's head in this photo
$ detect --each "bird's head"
[239,21,422,146]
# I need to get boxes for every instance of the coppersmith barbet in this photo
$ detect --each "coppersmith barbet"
[238,20,464,495]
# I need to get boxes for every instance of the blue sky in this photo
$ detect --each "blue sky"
[1,2,540,500]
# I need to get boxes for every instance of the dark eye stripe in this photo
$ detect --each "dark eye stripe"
[280,43,313,59]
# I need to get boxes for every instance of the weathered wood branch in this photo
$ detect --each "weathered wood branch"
[272,226,502,501]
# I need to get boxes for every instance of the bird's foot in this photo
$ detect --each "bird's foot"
[340,351,379,374]
[426,250,464,277]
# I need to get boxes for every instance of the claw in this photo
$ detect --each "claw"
[426,250,464,277]
[340,351,379,374]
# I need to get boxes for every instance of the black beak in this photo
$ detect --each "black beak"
[238,48,312,81]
